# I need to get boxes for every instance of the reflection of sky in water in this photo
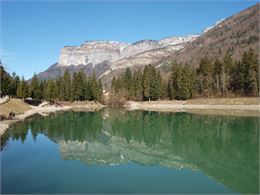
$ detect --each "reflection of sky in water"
[1,110,259,194]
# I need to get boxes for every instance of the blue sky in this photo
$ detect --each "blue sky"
[1,1,258,79]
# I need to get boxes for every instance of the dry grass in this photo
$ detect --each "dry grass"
[0,99,31,117]
[185,98,260,105]
[59,101,104,107]
[132,98,260,105]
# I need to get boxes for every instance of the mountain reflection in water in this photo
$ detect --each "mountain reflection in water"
[1,109,259,194]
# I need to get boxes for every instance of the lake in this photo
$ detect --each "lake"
[1,109,259,194]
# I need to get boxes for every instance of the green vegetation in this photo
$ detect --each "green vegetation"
[111,49,259,100]
[0,64,103,102]
[1,49,258,102]
[17,77,30,99]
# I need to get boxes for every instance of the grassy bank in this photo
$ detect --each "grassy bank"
[0,98,31,118]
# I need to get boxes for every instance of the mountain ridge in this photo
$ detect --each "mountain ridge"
[35,3,259,86]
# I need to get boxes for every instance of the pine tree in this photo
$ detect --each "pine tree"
[187,66,197,98]
[243,49,259,96]
[53,80,59,101]
[123,68,133,100]
[0,65,12,96]
[97,79,103,102]
[241,49,259,96]
[230,61,244,95]
[17,77,29,99]
[171,65,191,100]
[72,72,78,101]
[43,80,55,101]
[168,77,175,100]
[63,70,71,101]
[196,58,214,96]
[131,69,143,101]
[30,73,42,99]
[58,76,66,101]
[77,70,86,100]
[150,69,162,100]
[90,73,99,101]
[40,81,45,99]
[7,72,20,97]
[130,71,137,100]
[124,68,132,91]
[213,58,222,94]
[161,80,168,99]
[221,53,233,96]
[84,77,91,100]
[142,65,152,101]
[136,69,143,101]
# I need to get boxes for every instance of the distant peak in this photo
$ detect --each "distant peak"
[81,40,129,46]
[203,18,225,34]
[131,39,159,45]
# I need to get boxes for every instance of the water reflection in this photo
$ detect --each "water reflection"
[1,109,259,194]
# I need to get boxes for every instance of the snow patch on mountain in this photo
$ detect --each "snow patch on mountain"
[203,18,225,34]
[57,35,198,67]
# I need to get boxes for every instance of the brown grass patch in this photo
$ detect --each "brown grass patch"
[0,99,31,118]
[185,98,260,105]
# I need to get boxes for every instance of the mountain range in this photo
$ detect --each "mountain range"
[35,3,259,88]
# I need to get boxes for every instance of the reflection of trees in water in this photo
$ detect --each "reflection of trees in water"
[108,111,259,194]
[1,110,259,194]
[1,112,103,148]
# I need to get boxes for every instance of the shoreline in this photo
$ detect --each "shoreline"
[1,98,259,136]
[0,105,71,136]
[125,101,260,111]
[124,99,260,117]
[0,102,105,136]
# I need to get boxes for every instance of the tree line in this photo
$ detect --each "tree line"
[0,67,102,102]
[1,48,258,103]
[111,49,259,100]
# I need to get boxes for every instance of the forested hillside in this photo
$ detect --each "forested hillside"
[1,48,258,104]
[101,3,259,87]
[110,49,259,103]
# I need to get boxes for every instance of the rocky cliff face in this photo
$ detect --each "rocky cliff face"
[57,36,197,67]
[36,35,197,80]
[36,3,259,84]
[58,41,129,67]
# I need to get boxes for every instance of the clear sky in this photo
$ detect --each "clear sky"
[0,0,258,79]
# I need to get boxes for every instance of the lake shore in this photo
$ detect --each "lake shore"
[1,97,259,136]
[124,98,260,116]
[0,105,71,136]
[0,100,104,136]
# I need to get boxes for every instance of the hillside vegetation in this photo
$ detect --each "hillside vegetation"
[109,49,259,103]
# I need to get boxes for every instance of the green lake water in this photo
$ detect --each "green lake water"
[0,109,259,194]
